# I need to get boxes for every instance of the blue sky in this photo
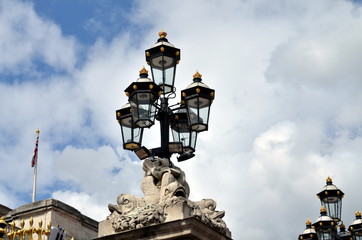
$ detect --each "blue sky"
[1,0,362,239]
[33,1,134,44]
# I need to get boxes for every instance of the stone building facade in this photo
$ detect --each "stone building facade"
[3,198,98,240]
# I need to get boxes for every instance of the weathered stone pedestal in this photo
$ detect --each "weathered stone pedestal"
[94,217,232,240]
[98,157,232,239]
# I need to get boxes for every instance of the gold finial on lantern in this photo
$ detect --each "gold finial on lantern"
[326,176,332,183]
[320,206,327,213]
[139,67,148,75]
[193,71,202,79]
[159,29,167,38]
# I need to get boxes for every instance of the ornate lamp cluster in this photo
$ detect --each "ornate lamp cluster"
[298,177,362,240]
[116,30,215,161]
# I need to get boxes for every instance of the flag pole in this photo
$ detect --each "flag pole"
[32,129,40,203]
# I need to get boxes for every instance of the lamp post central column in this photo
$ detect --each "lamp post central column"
[159,97,171,158]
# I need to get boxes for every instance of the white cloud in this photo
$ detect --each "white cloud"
[52,191,108,221]
[0,0,77,74]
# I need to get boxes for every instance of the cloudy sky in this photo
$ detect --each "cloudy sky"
[1,0,362,239]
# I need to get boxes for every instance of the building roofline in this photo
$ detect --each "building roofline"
[4,198,98,231]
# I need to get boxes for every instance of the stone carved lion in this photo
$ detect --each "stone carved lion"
[107,157,229,235]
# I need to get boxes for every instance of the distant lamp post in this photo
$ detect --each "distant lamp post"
[297,177,362,240]
[317,176,344,222]
[312,206,337,240]
[181,71,215,132]
[117,31,214,161]
[116,103,144,150]
[348,211,362,240]
[298,220,319,240]
[145,30,180,94]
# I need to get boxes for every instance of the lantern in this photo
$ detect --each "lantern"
[116,103,144,150]
[348,211,362,240]
[181,71,215,132]
[317,176,344,222]
[312,206,337,240]
[171,107,197,154]
[125,67,162,128]
[298,220,318,240]
[145,30,180,94]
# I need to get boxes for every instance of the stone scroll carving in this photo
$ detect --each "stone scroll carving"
[106,157,230,236]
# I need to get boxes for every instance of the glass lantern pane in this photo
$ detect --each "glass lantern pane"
[187,96,211,132]
[188,105,199,125]
[152,67,163,87]
[172,129,181,142]
[183,131,197,151]
[121,124,132,143]
[189,131,197,151]
[121,125,142,144]
[179,131,190,147]
[319,233,334,240]
[151,55,176,93]
[163,65,175,93]
[130,93,157,128]
[134,127,142,142]
[322,197,341,220]
[198,103,210,124]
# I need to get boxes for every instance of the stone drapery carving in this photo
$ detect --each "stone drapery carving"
[107,157,229,236]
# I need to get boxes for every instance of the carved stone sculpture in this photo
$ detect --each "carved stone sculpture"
[106,157,230,236]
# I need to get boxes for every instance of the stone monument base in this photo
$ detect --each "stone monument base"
[94,217,232,240]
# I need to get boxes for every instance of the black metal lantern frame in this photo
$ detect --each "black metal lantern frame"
[145,31,180,95]
[312,207,338,240]
[298,220,319,240]
[317,177,345,222]
[181,72,215,133]
[170,107,198,153]
[124,68,162,129]
[348,211,362,240]
[116,31,215,162]
[116,104,144,151]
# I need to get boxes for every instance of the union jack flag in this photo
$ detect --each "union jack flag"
[31,131,40,167]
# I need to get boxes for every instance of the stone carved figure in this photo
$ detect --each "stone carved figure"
[107,157,230,236]
[193,199,227,232]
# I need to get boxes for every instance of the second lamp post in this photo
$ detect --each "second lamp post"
[298,177,362,240]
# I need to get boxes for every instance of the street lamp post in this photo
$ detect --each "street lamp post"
[117,30,215,162]
[298,177,361,240]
